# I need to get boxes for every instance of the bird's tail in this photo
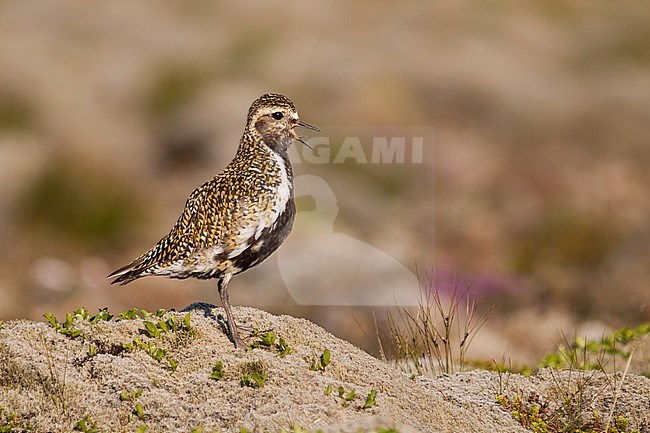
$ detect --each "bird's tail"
[107,257,147,285]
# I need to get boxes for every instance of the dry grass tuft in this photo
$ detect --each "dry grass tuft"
[383,270,491,376]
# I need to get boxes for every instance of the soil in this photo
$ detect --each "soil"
[1,305,648,433]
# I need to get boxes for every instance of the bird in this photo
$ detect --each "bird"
[108,93,318,348]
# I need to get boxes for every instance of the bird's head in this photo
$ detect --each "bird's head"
[246,93,319,154]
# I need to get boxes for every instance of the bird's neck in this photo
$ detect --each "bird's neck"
[236,130,293,176]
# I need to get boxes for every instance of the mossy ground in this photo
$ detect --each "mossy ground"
[1,305,649,433]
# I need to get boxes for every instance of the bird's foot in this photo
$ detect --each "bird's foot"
[231,333,246,349]
[228,322,246,349]
[236,323,255,333]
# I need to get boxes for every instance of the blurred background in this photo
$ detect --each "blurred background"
[0,1,648,366]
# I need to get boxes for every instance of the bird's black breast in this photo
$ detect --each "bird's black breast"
[229,198,296,274]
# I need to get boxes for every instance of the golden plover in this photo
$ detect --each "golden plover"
[108,93,318,348]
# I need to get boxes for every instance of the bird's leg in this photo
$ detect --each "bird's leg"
[217,273,245,349]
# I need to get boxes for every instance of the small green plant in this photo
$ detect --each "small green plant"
[120,388,143,403]
[0,407,33,432]
[134,312,191,370]
[142,312,192,339]
[240,362,267,388]
[119,388,147,424]
[540,324,650,372]
[74,415,98,433]
[152,347,165,361]
[250,329,294,357]
[123,338,178,370]
[143,321,162,339]
[211,361,224,380]
[363,389,379,409]
[326,385,378,410]
[168,358,180,371]
[241,371,267,388]
[118,308,165,321]
[493,324,650,377]
[275,337,294,357]
[337,386,356,408]
[137,339,165,361]
[133,403,145,421]
[498,394,548,432]
[310,348,331,372]
[44,307,115,338]
[152,347,166,362]
[119,308,141,320]
[497,339,641,433]
[497,392,636,433]
[135,426,148,433]
[250,330,277,348]
[44,311,84,338]
[88,307,113,324]
[150,308,166,318]
[42,307,193,372]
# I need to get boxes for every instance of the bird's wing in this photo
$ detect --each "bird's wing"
[108,182,212,284]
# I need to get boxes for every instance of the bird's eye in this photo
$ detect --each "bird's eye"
[271,111,284,120]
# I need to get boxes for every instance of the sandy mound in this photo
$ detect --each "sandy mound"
[1,305,648,433]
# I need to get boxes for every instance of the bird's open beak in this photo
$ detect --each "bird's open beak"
[291,120,320,149]
[297,120,320,132]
